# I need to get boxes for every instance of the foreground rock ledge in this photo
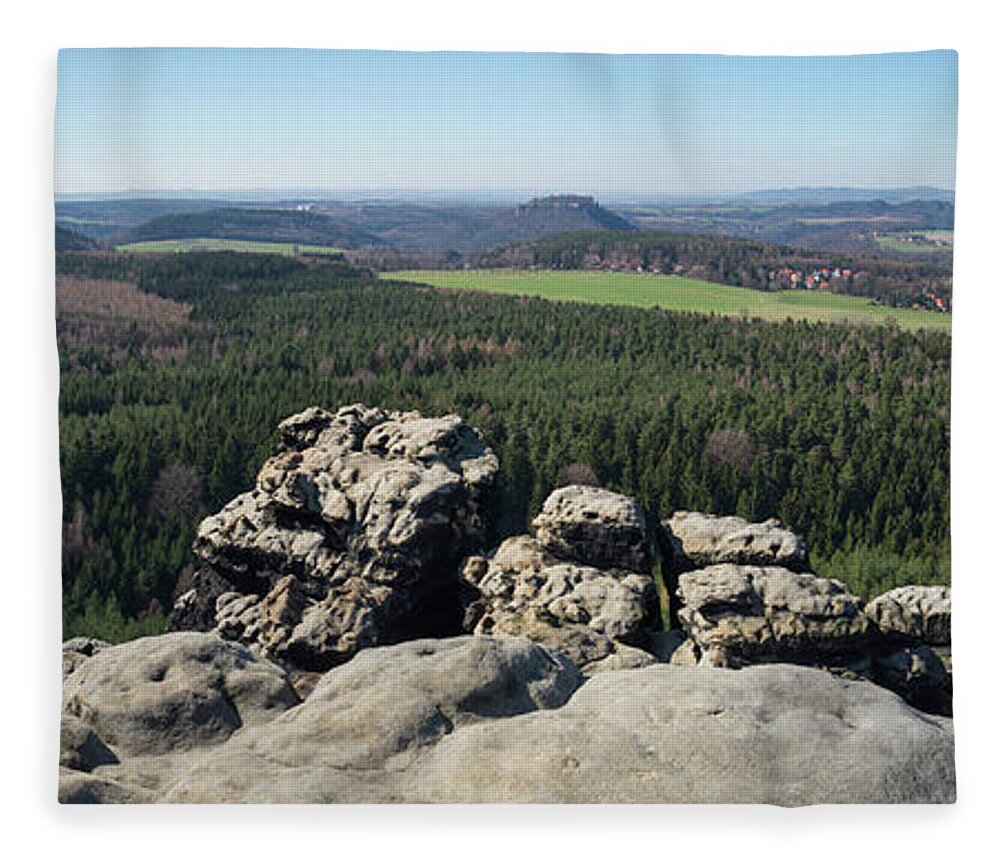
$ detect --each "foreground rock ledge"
[60,633,954,805]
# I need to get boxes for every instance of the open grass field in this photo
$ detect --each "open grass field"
[875,230,954,254]
[387,269,951,333]
[117,238,345,255]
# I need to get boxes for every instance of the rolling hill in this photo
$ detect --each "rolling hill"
[125,208,383,249]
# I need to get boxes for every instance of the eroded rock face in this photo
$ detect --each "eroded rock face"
[675,564,872,663]
[61,632,299,757]
[664,511,809,572]
[462,487,660,669]
[866,585,951,645]
[172,405,498,670]
[532,485,652,574]
[468,536,658,668]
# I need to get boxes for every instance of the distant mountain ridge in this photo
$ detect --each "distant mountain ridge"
[125,208,383,249]
[115,196,634,255]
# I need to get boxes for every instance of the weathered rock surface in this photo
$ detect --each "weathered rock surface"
[664,511,809,571]
[532,485,652,573]
[60,635,954,805]
[669,554,953,715]
[468,536,659,667]
[163,635,582,802]
[61,632,299,757]
[411,663,955,805]
[461,486,660,669]
[59,715,118,771]
[675,564,872,663]
[62,637,109,678]
[171,404,498,670]
[866,585,951,645]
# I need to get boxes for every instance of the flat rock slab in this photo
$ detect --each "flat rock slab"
[63,635,954,805]
[162,635,583,802]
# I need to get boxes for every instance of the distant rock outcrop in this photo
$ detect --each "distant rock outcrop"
[171,404,498,670]
[461,486,660,670]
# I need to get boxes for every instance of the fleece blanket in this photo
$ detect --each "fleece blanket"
[55,49,956,804]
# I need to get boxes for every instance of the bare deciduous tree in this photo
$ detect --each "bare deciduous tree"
[148,462,204,521]
[705,428,758,476]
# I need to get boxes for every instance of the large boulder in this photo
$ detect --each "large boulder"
[467,535,659,668]
[411,663,955,805]
[172,404,498,670]
[664,511,809,572]
[531,485,652,573]
[163,635,583,802]
[675,564,872,663]
[866,585,951,645]
[61,632,299,757]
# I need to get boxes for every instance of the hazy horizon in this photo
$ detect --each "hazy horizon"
[56,49,958,197]
[54,183,956,205]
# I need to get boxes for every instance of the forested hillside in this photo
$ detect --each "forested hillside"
[57,251,951,641]
[55,226,105,252]
[125,208,382,249]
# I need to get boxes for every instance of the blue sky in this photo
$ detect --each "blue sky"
[55,49,957,196]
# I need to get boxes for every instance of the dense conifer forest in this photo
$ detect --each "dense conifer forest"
[56,251,951,641]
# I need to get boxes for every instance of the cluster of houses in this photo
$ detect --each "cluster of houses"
[913,289,949,313]
[771,266,857,291]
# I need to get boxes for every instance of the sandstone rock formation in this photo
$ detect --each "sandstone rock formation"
[67,406,956,803]
[532,484,652,573]
[461,486,660,669]
[59,634,955,805]
[664,511,810,572]
[171,404,498,670]
[865,585,951,645]
[664,518,953,715]
[61,632,299,758]
[675,564,873,664]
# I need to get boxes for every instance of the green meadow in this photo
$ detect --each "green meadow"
[875,231,954,254]
[387,269,951,333]
[117,238,344,255]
